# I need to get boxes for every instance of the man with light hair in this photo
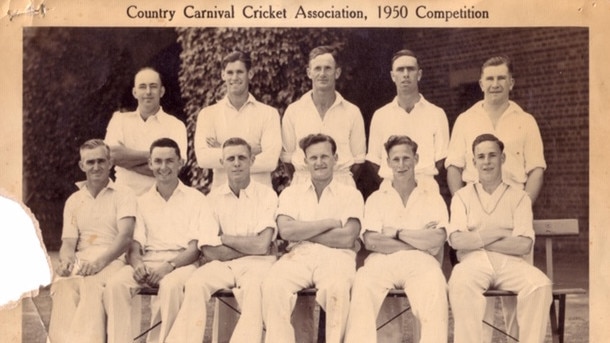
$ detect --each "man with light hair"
[281,45,366,187]
[105,67,187,195]
[167,137,278,343]
[49,139,135,343]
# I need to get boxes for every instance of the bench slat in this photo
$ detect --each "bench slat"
[533,219,579,236]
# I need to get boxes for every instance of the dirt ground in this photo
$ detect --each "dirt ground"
[22,250,588,342]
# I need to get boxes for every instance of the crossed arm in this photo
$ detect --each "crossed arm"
[201,227,275,262]
[364,221,447,255]
[277,215,360,249]
[109,144,153,176]
[449,228,532,256]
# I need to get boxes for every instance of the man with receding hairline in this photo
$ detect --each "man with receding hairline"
[105,67,187,195]
[281,45,366,187]
[49,139,135,343]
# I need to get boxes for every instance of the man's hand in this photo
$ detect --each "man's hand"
[206,137,221,148]
[132,263,149,284]
[423,221,439,230]
[145,262,173,287]
[381,226,400,237]
[77,259,105,276]
[56,259,74,277]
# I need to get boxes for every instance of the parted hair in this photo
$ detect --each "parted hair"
[299,133,337,155]
[384,135,418,155]
[481,55,513,76]
[222,50,252,71]
[472,133,505,153]
[222,137,252,155]
[80,139,110,158]
[149,137,181,157]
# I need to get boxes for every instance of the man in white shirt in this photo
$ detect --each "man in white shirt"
[447,134,552,343]
[281,45,366,187]
[49,139,135,343]
[345,135,448,343]
[445,56,547,340]
[367,50,449,193]
[262,133,364,343]
[103,138,215,343]
[194,51,281,188]
[105,67,187,195]
[167,137,277,343]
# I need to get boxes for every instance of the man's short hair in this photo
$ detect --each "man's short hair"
[308,45,340,67]
[472,133,505,153]
[222,50,252,71]
[481,56,513,76]
[384,135,418,155]
[149,137,181,157]
[135,66,164,86]
[222,137,252,155]
[80,139,110,158]
[299,133,337,155]
[391,49,419,69]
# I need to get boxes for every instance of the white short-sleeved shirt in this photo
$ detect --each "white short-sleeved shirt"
[367,95,449,180]
[445,101,546,188]
[198,181,278,248]
[62,180,136,260]
[134,181,215,252]
[194,94,281,188]
[276,178,364,250]
[447,182,534,260]
[105,108,187,195]
[364,181,448,255]
[281,90,366,173]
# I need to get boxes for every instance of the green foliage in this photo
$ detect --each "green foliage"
[175,28,352,193]
[23,28,134,247]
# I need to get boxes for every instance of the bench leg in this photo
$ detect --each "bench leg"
[375,297,411,343]
[549,294,567,343]
[212,297,241,343]
[292,295,318,343]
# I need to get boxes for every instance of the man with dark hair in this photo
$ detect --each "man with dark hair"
[49,139,135,343]
[345,135,448,343]
[447,134,552,343]
[105,67,187,195]
[166,137,277,343]
[262,133,364,343]
[445,55,547,340]
[367,49,449,192]
[195,50,281,188]
[281,45,366,187]
[103,138,215,343]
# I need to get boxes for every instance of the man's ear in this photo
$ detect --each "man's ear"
[159,86,166,98]
[78,160,85,172]
[501,152,506,164]
[335,67,342,79]
[414,153,419,165]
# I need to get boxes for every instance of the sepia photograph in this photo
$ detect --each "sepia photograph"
[1,0,606,342]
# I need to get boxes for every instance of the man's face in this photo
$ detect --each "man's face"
[386,143,418,180]
[220,144,254,184]
[79,146,112,183]
[479,64,514,105]
[307,53,341,91]
[304,141,337,182]
[390,56,421,93]
[222,61,251,97]
[473,141,505,183]
[132,69,165,114]
[148,146,183,184]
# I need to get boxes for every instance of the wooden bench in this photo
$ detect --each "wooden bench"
[479,219,586,343]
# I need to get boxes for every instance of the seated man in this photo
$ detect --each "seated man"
[262,133,364,343]
[167,137,278,343]
[447,133,552,343]
[103,138,215,343]
[49,139,135,343]
[345,135,448,343]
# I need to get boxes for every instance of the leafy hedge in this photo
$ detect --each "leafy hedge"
[175,28,353,193]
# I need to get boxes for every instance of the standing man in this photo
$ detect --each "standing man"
[445,55,547,339]
[105,67,187,195]
[367,49,449,192]
[103,138,215,343]
[446,55,546,203]
[194,51,281,188]
[447,134,552,343]
[49,139,135,343]
[262,133,364,343]
[281,45,366,187]
[167,137,278,343]
[345,135,448,343]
